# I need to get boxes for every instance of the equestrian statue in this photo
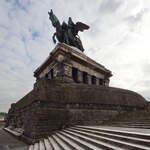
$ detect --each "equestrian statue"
[48,9,89,52]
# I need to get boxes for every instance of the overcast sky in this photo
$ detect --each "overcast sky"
[0,0,150,112]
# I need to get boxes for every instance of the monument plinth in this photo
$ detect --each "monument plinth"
[34,43,112,86]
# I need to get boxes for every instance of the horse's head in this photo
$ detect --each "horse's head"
[48,9,61,29]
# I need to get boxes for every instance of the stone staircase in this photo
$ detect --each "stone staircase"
[106,120,150,129]
[104,110,150,129]
[29,126,150,150]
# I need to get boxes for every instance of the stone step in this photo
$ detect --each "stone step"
[44,138,53,150]
[72,127,150,147]
[127,124,150,126]
[29,126,150,150]
[111,125,150,129]
[110,122,150,125]
[48,136,62,150]
[55,132,78,150]
[63,130,124,150]
[56,132,86,150]
[39,140,46,150]
[71,127,150,148]
[29,145,34,150]
[66,128,150,150]
[4,127,22,137]
[109,123,150,126]
[59,130,101,150]
[33,143,39,150]
[112,119,150,121]
[52,134,72,150]
[77,126,150,140]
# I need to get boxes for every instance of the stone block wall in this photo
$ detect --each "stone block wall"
[67,109,119,125]
[6,78,148,143]
[16,102,123,140]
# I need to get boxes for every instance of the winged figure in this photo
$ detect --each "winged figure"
[48,10,89,52]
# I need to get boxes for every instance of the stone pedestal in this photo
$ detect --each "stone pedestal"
[34,43,112,86]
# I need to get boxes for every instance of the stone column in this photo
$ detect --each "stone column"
[78,70,83,83]
[53,60,73,82]
[88,74,92,85]
[62,63,74,82]
[96,78,99,86]
[105,78,110,87]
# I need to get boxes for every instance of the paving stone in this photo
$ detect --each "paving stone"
[0,128,28,150]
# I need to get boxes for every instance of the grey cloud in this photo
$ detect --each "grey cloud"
[125,9,148,25]
[99,0,122,13]
[0,24,9,30]
[134,80,150,89]
[124,9,149,32]
[6,0,31,12]
[142,63,150,76]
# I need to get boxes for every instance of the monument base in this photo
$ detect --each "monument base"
[6,78,147,142]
